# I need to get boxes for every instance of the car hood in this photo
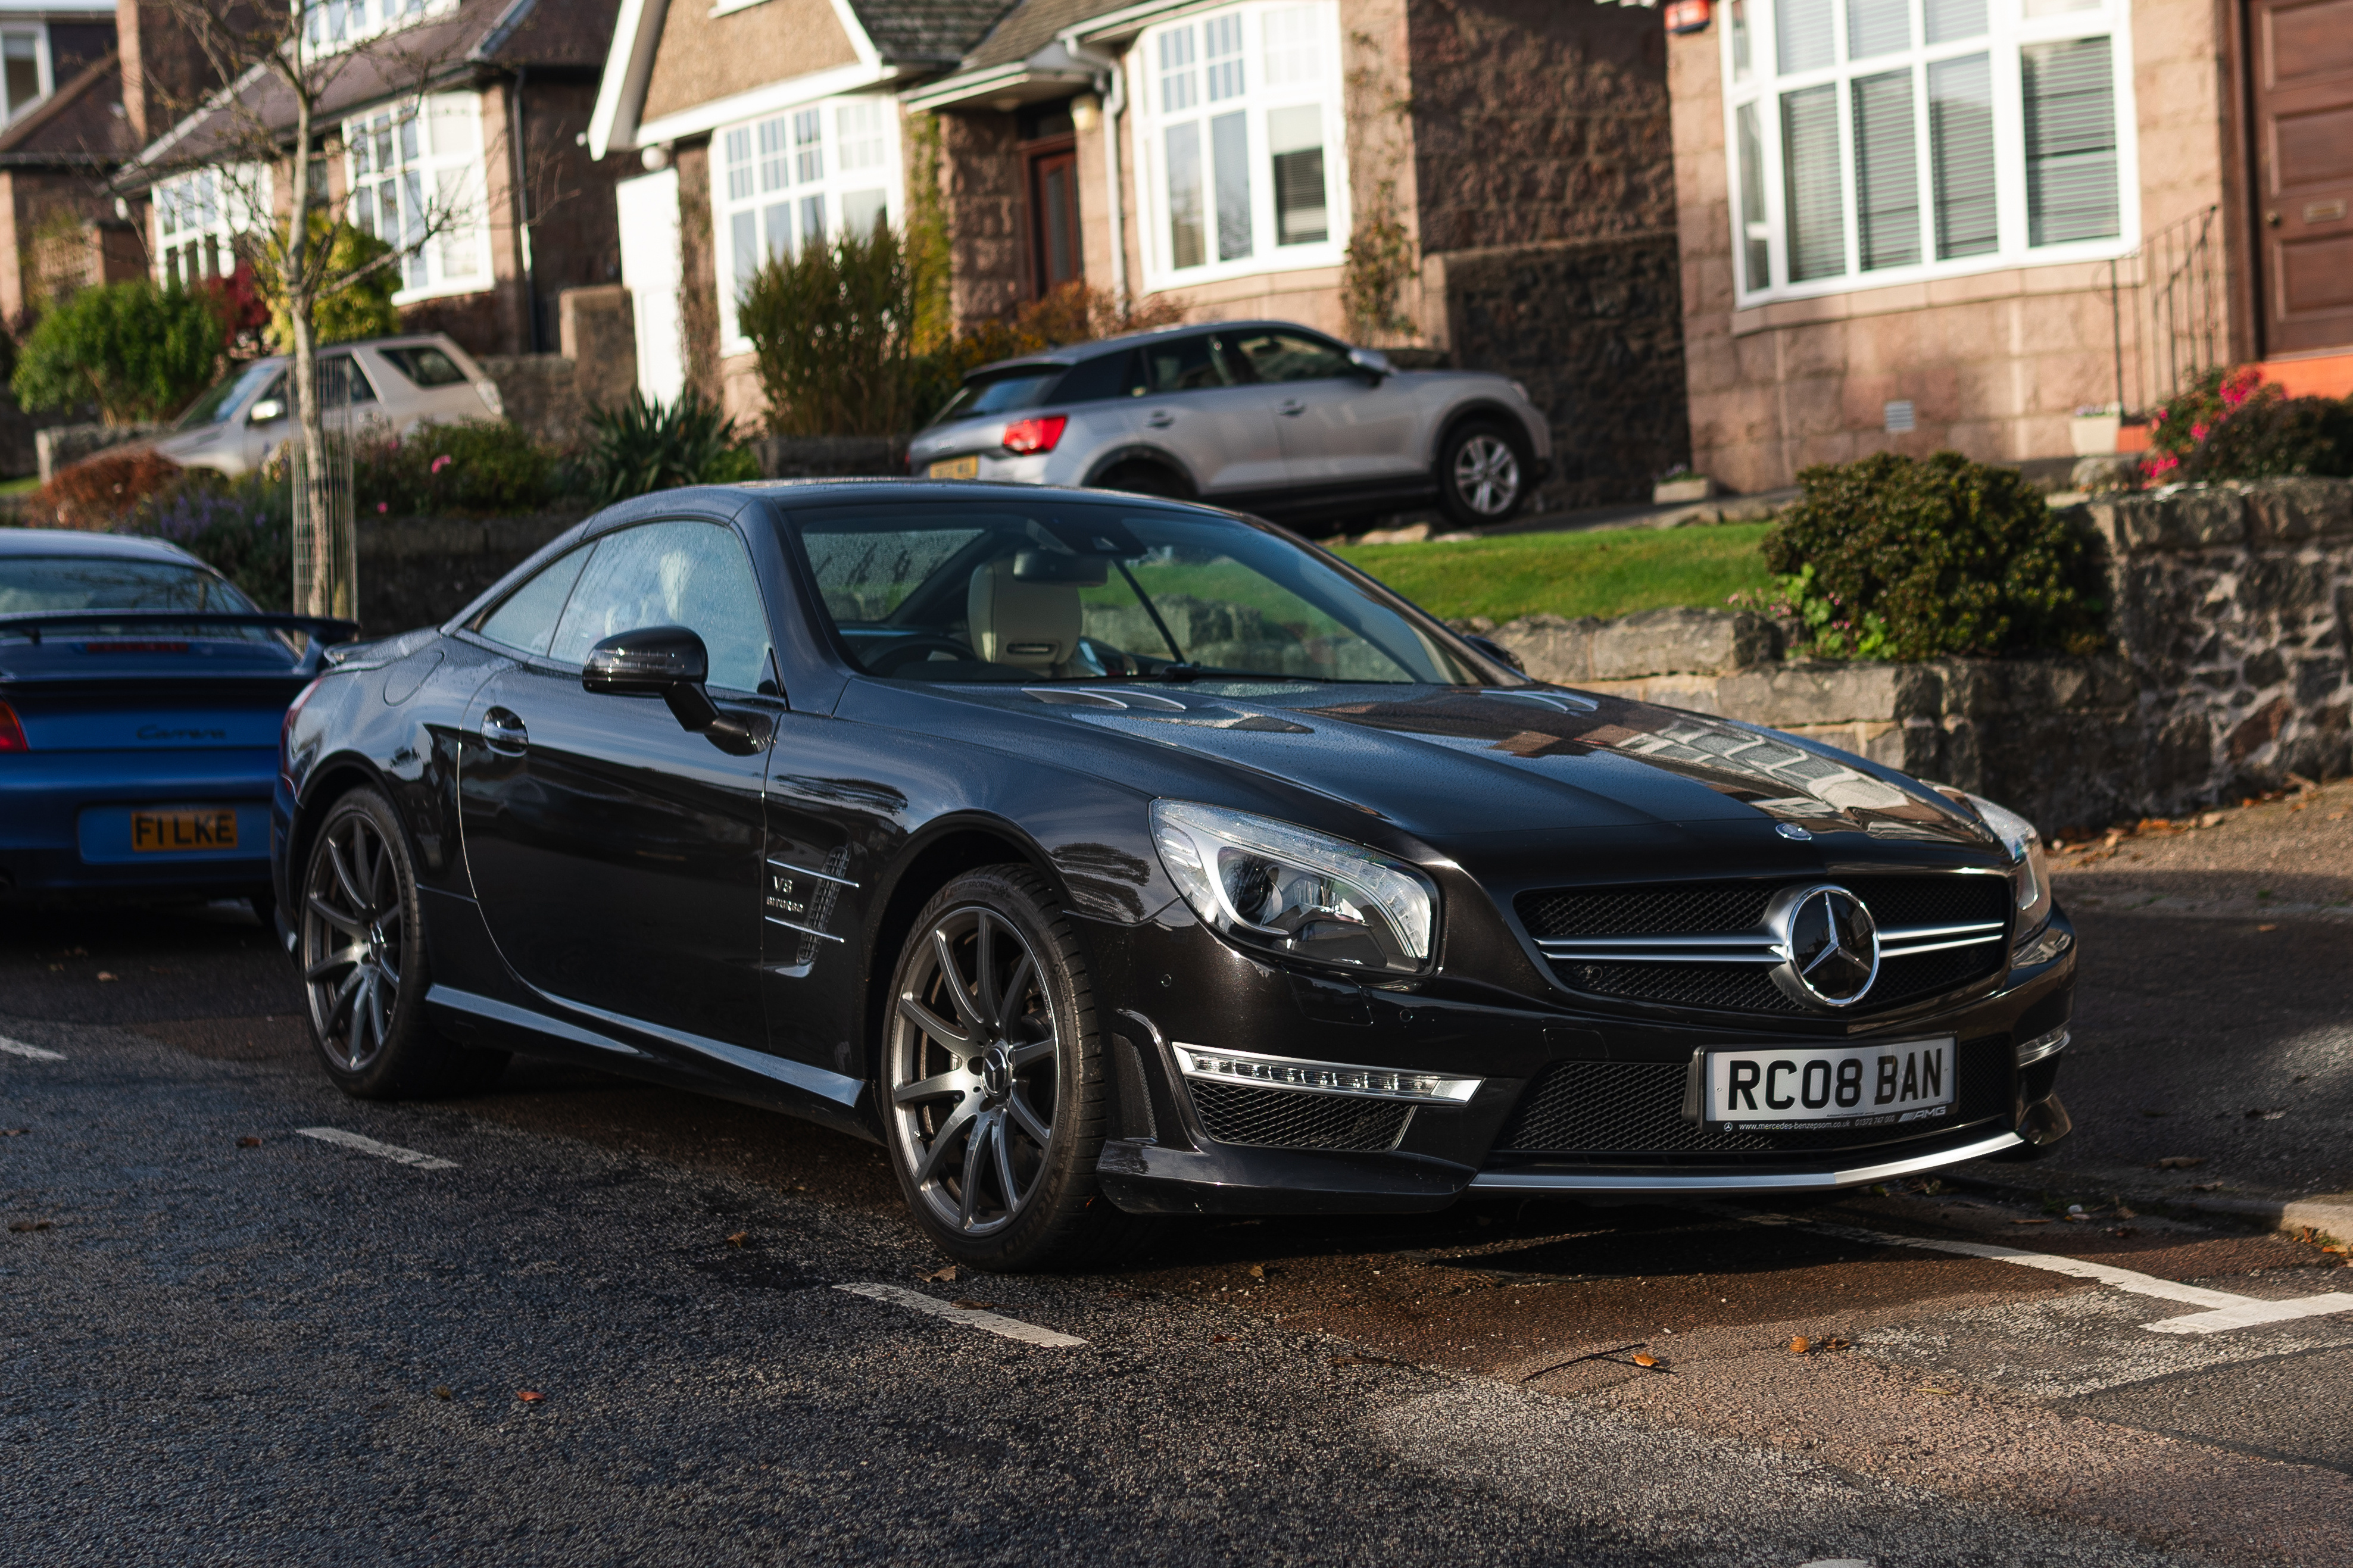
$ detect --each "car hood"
[853,680,1999,852]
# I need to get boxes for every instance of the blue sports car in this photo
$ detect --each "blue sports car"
[0,528,352,913]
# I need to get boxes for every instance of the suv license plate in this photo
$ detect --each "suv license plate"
[928,455,980,479]
[132,808,239,853]
[1705,1038,1955,1129]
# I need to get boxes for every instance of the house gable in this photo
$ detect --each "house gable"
[639,0,867,131]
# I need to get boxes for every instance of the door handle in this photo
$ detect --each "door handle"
[479,708,528,755]
[1278,399,1305,416]
[1146,408,1175,428]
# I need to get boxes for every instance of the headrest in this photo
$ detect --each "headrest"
[968,558,1081,671]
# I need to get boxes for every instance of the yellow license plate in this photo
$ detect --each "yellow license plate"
[132,809,239,853]
[928,455,980,480]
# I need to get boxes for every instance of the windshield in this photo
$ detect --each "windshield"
[929,371,1062,427]
[790,501,1496,687]
[174,361,282,429]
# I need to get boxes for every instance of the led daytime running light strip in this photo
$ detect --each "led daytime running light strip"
[2014,1027,2068,1066]
[1172,1044,1481,1104]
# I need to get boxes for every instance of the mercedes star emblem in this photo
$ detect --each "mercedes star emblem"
[1767,883,1880,1007]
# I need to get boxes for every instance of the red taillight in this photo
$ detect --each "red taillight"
[280,678,322,778]
[1001,414,1068,455]
[0,701,26,753]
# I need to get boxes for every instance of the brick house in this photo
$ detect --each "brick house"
[591,0,1694,506]
[1665,0,2353,493]
[116,0,631,360]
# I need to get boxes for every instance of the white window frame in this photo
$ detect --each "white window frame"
[342,91,494,305]
[1128,0,1350,293]
[1722,0,2139,307]
[152,165,272,286]
[302,0,459,58]
[0,24,52,123]
[713,92,906,355]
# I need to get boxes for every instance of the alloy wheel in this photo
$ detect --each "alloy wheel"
[888,905,1060,1238]
[1452,433,1522,517]
[301,811,404,1073]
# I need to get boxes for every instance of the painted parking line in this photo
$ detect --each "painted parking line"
[294,1126,460,1170]
[0,1036,65,1061]
[1752,1213,2353,1336]
[835,1282,1086,1348]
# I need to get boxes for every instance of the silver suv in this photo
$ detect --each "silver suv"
[149,334,505,478]
[906,321,1552,532]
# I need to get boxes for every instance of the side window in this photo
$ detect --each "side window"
[379,345,469,388]
[476,542,592,655]
[1140,334,1231,393]
[1224,329,1352,383]
[548,521,774,692]
[320,354,379,406]
[1052,350,1147,403]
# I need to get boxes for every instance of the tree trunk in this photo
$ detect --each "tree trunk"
[284,28,351,621]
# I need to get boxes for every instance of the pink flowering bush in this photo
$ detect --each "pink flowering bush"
[2144,365,2353,483]
[351,418,563,515]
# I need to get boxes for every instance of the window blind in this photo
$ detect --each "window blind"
[1781,84,1844,280]
[1848,0,1910,60]
[1854,69,1920,270]
[2023,37,2120,245]
[1775,0,1834,74]
[1923,0,1987,42]
[1929,53,1998,258]
[1268,105,1327,245]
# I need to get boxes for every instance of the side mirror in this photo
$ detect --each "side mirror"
[1463,633,1522,671]
[1347,347,1393,383]
[583,625,764,753]
[248,398,285,423]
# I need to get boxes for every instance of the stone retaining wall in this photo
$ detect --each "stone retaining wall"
[357,511,584,634]
[1481,478,2353,832]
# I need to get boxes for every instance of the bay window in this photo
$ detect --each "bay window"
[1132,1,1346,289]
[154,166,270,287]
[1723,0,2134,302]
[344,93,491,300]
[714,94,903,352]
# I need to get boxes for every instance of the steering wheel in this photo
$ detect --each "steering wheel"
[865,635,982,674]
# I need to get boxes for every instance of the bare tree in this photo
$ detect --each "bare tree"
[142,1,478,619]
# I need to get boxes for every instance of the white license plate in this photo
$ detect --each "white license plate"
[1705,1038,1955,1129]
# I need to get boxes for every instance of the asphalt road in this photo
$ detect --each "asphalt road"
[5,898,2352,1567]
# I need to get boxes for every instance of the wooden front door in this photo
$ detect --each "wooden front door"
[2251,0,2353,353]
[1029,150,1082,296]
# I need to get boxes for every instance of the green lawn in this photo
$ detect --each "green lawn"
[1332,522,1775,625]
[0,474,39,496]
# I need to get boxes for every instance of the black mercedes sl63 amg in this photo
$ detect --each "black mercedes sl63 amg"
[272,480,2076,1271]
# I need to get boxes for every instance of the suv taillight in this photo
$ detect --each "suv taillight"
[1001,414,1068,455]
[0,701,26,752]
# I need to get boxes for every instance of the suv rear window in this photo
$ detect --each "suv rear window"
[929,370,1063,426]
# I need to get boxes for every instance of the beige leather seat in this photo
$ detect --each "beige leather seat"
[968,559,1082,673]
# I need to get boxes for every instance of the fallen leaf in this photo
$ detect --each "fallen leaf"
[2111,1226,2137,1237]
[1211,1334,1234,1343]
[1821,1336,1851,1351]
[1247,1264,1265,1279]
[1,1128,27,1136]
[2115,1206,2137,1220]
[922,1264,959,1283]
[1788,1335,1810,1354]
[1632,1351,1661,1368]
[726,1230,749,1248]
[516,1390,544,1403]
[432,1386,453,1401]
[2248,1108,2285,1120]
[95,972,117,982]
[2156,1156,2205,1169]
[2063,1213,2090,1222]
[2257,924,2278,932]
[8,1219,53,1233]
[2189,1181,2224,1192]
[236,1136,262,1148]
[951,1301,998,1312]
[2010,1216,2055,1225]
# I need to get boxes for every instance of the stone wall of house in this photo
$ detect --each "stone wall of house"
[944,111,1026,332]
[1438,233,1690,508]
[1478,479,2353,832]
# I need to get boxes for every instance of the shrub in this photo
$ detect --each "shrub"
[11,280,226,424]
[354,419,560,516]
[2145,366,2353,483]
[583,390,746,502]
[258,218,401,349]
[28,449,188,529]
[1753,451,2105,661]
[740,221,919,437]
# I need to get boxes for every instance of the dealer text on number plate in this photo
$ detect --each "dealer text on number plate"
[1705,1038,1953,1129]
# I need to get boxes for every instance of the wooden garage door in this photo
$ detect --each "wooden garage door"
[2252,0,2353,353]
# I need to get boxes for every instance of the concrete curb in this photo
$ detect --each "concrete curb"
[1948,1161,2353,1245]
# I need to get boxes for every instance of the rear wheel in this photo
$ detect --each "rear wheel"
[1435,420,1530,527]
[298,788,507,1099]
[882,867,1156,1272]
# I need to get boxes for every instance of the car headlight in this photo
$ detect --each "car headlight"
[1149,801,1437,975]
[1940,790,2052,941]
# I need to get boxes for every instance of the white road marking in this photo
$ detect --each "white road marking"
[1752,1213,2353,1336]
[835,1282,1085,1348]
[294,1126,458,1170]
[0,1036,65,1061]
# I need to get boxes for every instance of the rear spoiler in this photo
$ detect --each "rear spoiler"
[0,611,361,674]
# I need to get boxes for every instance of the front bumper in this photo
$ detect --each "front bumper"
[1085,908,2077,1216]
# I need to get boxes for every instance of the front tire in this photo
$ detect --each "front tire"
[882,867,1155,1272]
[1435,420,1531,527]
[298,787,507,1099]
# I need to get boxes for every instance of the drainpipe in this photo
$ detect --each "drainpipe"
[1063,35,1127,306]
